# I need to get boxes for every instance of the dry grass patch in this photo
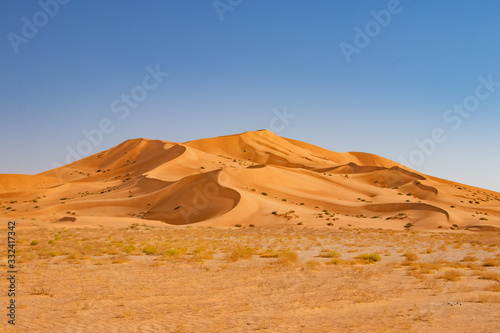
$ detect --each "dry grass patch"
[259,250,279,258]
[403,251,419,261]
[476,271,500,282]
[326,258,352,265]
[461,255,478,262]
[439,269,464,282]
[276,249,299,265]
[142,245,158,255]
[111,255,130,264]
[485,283,500,292]
[316,249,341,258]
[190,248,214,262]
[355,253,381,264]
[226,246,253,262]
[483,258,500,267]
[303,259,321,270]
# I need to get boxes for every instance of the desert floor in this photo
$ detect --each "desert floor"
[1,222,500,332]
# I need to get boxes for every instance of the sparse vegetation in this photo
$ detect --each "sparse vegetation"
[142,246,158,255]
[356,253,381,263]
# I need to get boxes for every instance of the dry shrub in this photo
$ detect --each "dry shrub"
[276,249,298,265]
[111,256,130,264]
[142,246,158,255]
[66,251,82,261]
[303,259,321,270]
[485,284,500,292]
[259,250,279,258]
[422,276,442,291]
[474,293,500,303]
[461,255,478,262]
[476,271,500,282]
[30,286,53,296]
[483,258,500,267]
[440,270,463,282]
[326,258,350,265]
[226,246,253,262]
[317,250,341,258]
[404,251,419,261]
[190,248,214,262]
[355,253,381,263]
[158,248,186,261]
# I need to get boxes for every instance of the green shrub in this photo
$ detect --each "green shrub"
[30,240,40,246]
[356,253,381,263]
[143,246,158,255]
[164,248,185,256]
[124,245,136,253]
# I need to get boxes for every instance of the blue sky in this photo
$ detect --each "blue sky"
[1,0,500,192]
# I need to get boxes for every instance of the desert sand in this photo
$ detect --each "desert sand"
[1,130,499,332]
[1,129,499,230]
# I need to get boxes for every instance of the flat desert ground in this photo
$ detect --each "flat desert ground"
[1,221,499,332]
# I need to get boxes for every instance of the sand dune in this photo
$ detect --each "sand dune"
[2,130,499,230]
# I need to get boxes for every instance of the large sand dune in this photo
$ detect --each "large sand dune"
[2,130,500,231]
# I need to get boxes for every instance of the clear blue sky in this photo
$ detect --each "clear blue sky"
[1,1,500,192]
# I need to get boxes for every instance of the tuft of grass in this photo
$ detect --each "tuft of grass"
[30,286,53,296]
[111,256,130,264]
[440,270,463,282]
[276,249,299,265]
[30,240,40,246]
[259,249,279,258]
[461,255,478,262]
[191,248,214,261]
[164,248,185,256]
[123,245,136,253]
[317,250,341,258]
[356,253,381,263]
[485,284,500,292]
[326,258,349,265]
[404,251,419,261]
[142,246,158,255]
[476,271,500,282]
[303,259,321,270]
[227,246,253,262]
[483,258,500,267]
